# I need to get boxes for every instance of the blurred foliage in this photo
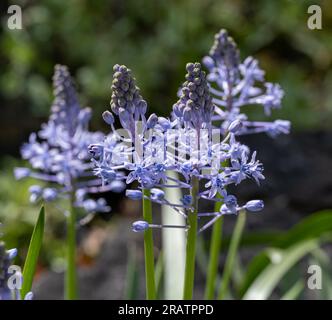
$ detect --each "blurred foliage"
[195,210,332,299]
[0,157,67,269]
[239,210,332,300]
[0,0,332,156]
[0,157,120,271]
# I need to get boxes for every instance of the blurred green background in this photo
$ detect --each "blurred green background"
[0,0,331,299]
[1,0,332,156]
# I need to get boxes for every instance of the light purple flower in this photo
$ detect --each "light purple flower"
[203,29,290,138]
[15,65,116,215]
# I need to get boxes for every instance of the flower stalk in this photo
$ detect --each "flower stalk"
[183,176,199,299]
[204,198,223,299]
[142,189,156,300]
[65,192,78,300]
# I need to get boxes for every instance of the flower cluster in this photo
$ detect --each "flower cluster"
[173,62,214,128]
[88,64,156,189]
[90,62,268,232]
[17,30,289,234]
[203,29,290,137]
[15,65,124,215]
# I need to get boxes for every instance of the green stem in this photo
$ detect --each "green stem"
[204,158,228,300]
[218,211,246,300]
[204,197,223,299]
[65,194,78,300]
[183,176,199,300]
[142,189,156,300]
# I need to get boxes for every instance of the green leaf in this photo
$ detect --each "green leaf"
[232,254,245,292]
[221,231,282,250]
[218,211,246,299]
[277,210,332,247]
[243,239,319,300]
[124,245,140,300]
[239,210,332,297]
[281,280,304,300]
[21,206,45,298]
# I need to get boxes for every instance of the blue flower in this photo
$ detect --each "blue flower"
[82,199,110,213]
[125,164,156,188]
[203,29,290,138]
[230,151,265,185]
[224,194,238,213]
[205,173,226,198]
[15,65,115,216]
[181,195,192,206]
[90,49,289,233]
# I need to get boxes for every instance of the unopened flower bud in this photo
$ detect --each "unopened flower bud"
[228,119,243,133]
[146,114,158,129]
[126,189,143,200]
[245,200,264,212]
[102,110,115,125]
[132,220,149,232]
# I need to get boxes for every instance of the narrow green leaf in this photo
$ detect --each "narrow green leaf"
[195,236,209,275]
[243,239,319,300]
[221,231,282,250]
[218,211,246,300]
[21,206,45,298]
[124,245,140,300]
[277,210,332,247]
[232,254,245,293]
[281,280,304,300]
